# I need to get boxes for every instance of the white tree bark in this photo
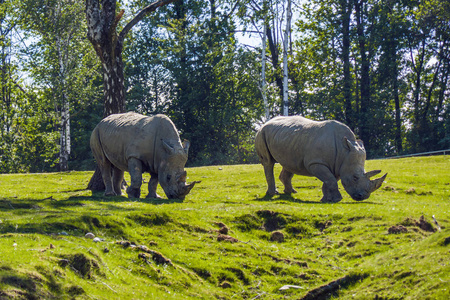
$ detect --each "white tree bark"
[282,0,291,116]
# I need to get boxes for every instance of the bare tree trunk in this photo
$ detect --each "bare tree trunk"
[86,0,176,191]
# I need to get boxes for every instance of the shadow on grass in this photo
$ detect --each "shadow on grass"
[253,194,382,205]
[67,193,184,205]
[254,193,319,204]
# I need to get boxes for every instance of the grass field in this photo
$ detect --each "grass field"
[0,156,449,299]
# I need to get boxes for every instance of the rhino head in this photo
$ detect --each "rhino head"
[340,138,387,201]
[158,140,199,199]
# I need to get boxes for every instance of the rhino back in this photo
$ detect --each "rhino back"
[96,112,179,172]
[259,116,355,176]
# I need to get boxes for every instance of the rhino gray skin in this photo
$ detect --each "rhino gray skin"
[255,116,387,203]
[90,112,198,199]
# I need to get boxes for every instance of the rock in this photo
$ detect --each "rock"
[85,232,95,239]
[93,237,104,242]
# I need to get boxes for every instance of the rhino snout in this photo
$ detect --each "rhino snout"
[351,192,369,201]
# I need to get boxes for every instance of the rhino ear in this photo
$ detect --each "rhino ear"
[182,140,190,154]
[162,140,175,154]
[356,139,365,149]
[343,137,356,151]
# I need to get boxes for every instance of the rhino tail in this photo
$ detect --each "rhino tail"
[90,126,107,165]
[255,129,275,165]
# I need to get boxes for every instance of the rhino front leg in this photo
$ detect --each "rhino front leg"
[263,162,279,196]
[126,158,143,199]
[146,173,162,199]
[309,164,342,203]
[112,167,124,196]
[279,168,297,194]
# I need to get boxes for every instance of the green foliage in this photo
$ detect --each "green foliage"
[0,157,449,298]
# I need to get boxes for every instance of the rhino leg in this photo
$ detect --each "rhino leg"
[112,167,124,196]
[279,168,297,194]
[263,162,279,196]
[146,173,162,199]
[126,158,142,199]
[101,161,116,196]
[309,164,342,203]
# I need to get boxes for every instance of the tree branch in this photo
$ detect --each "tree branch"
[118,0,177,43]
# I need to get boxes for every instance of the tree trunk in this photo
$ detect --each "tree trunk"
[341,0,353,128]
[355,0,371,149]
[85,0,176,191]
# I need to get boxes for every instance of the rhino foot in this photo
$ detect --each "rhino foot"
[320,195,342,203]
[126,187,141,199]
[146,193,162,199]
[266,189,280,197]
[104,191,117,197]
[284,188,297,194]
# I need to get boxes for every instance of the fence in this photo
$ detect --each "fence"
[379,149,450,160]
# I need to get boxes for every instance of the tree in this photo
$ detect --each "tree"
[85,0,176,190]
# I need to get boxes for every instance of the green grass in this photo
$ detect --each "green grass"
[0,156,449,299]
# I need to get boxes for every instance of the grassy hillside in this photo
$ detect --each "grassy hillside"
[0,156,449,299]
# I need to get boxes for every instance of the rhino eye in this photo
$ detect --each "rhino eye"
[167,175,172,182]
[353,176,359,182]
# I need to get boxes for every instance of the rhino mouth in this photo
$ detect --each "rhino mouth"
[351,193,369,201]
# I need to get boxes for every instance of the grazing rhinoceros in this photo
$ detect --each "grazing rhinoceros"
[90,112,198,199]
[255,116,387,203]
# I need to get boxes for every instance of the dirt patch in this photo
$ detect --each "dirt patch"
[219,281,232,288]
[257,210,288,232]
[58,253,100,279]
[138,251,173,266]
[417,215,436,232]
[388,225,408,234]
[217,234,239,243]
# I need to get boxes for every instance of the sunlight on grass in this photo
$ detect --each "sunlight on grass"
[0,156,449,299]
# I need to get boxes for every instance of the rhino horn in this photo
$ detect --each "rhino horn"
[365,170,381,178]
[369,173,387,193]
[180,181,201,198]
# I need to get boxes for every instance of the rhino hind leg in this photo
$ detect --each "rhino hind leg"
[146,173,162,199]
[126,158,143,198]
[309,164,342,203]
[263,163,279,196]
[100,161,116,196]
[112,167,124,196]
[279,168,297,194]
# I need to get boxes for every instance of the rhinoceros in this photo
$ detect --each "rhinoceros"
[255,116,387,202]
[90,112,198,199]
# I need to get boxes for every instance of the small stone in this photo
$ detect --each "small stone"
[85,232,95,239]
[103,247,110,253]
[93,237,103,242]
[49,244,55,249]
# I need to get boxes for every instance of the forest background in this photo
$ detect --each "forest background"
[0,0,449,173]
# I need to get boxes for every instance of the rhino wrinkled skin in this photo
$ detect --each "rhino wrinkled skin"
[90,112,198,199]
[255,116,387,203]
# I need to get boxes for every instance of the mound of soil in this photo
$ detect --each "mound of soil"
[217,234,239,243]
[270,231,285,242]
[388,225,408,234]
